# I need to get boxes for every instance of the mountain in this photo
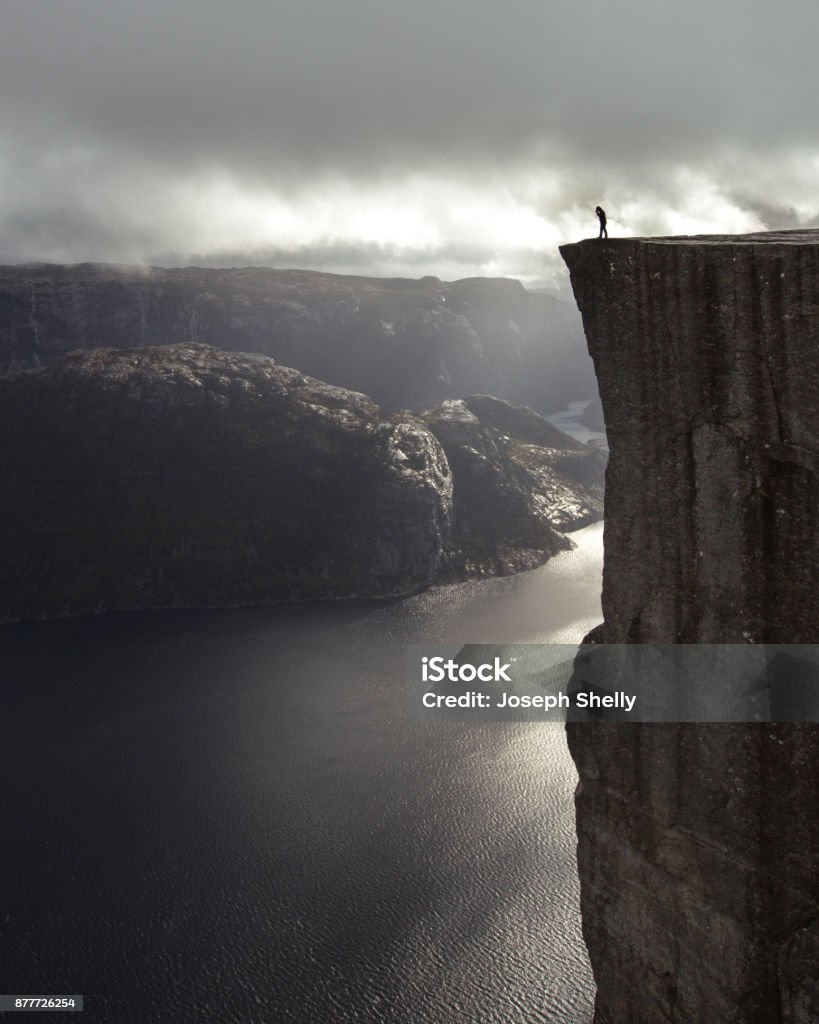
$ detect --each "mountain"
[0,344,603,622]
[0,263,594,412]
[425,394,604,578]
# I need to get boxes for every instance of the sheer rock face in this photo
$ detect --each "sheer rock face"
[0,263,593,413]
[0,345,603,622]
[560,233,819,1023]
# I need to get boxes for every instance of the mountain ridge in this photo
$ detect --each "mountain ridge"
[0,262,594,413]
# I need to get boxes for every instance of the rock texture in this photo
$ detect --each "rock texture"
[423,395,604,577]
[0,345,452,619]
[0,344,602,622]
[560,231,819,1022]
[0,263,593,413]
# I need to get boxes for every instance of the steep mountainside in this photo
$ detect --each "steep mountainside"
[0,344,602,622]
[424,395,604,577]
[0,263,593,412]
[561,231,819,1023]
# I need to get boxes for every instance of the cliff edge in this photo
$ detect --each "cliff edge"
[560,231,819,1023]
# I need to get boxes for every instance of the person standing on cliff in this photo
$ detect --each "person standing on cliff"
[595,206,608,239]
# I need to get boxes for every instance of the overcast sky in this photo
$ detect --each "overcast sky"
[2,0,818,291]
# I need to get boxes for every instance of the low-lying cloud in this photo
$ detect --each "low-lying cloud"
[2,0,818,290]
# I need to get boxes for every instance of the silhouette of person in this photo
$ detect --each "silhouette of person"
[595,206,608,239]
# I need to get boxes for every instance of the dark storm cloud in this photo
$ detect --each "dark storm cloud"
[5,0,819,166]
[2,0,819,279]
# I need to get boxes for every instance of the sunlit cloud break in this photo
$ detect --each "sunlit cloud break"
[4,0,819,288]
[4,147,819,293]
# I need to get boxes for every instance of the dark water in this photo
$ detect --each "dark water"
[1,525,602,1024]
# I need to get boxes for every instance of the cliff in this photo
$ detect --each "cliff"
[0,263,593,413]
[561,232,819,1023]
[424,395,605,577]
[0,344,602,622]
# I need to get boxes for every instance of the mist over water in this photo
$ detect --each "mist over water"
[545,399,606,449]
[2,514,601,1022]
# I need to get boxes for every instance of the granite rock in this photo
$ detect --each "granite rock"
[561,232,819,1023]
[0,344,453,619]
[0,344,603,621]
[423,395,604,577]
